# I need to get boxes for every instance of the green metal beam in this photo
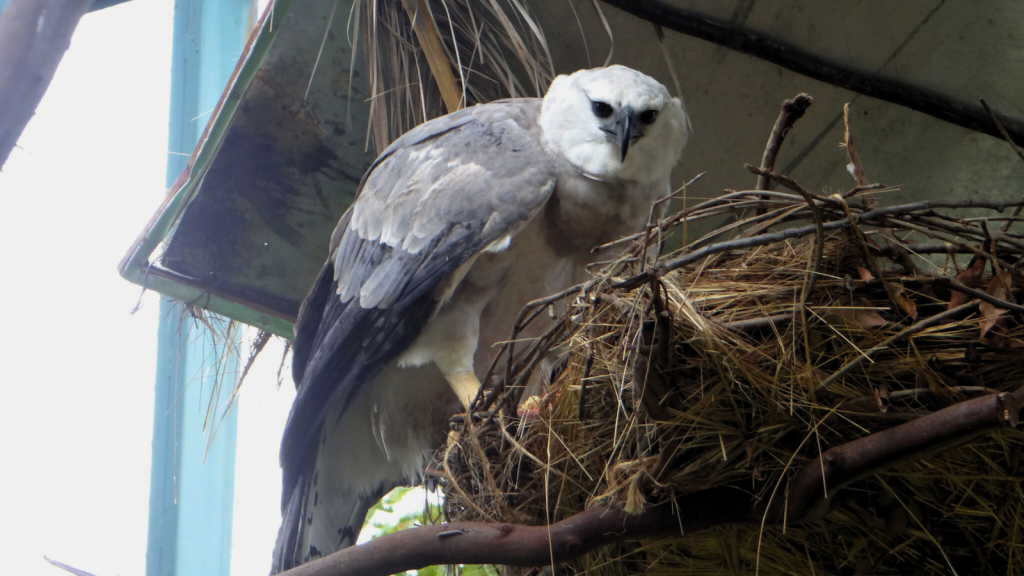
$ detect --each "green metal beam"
[145,2,250,576]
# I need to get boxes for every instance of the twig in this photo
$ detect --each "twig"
[476,284,585,412]
[878,217,1019,271]
[665,200,807,254]
[724,313,794,332]
[756,93,814,191]
[631,322,673,422]
[979,98,1024,234]
[745,163,829,355]
[835,195,909,318]
[504,321,567,410]
[613,198,1024,292]
[613,222,832,291]
[237,330,272,390]
[979,98,1024,165]
[924,274,1024,314]
[842,183,886,199]
[911,214,1024,253]
[746,166,830,204]
[842,103,870,188]
[842,386,1001,408]
[816,301,980,392]
[593,173,711,252]
[279,492,746,576]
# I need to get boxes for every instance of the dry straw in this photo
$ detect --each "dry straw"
[356,0,554,154]
[440,121,1024,574]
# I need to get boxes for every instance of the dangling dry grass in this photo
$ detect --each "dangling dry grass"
[356,0,554,155]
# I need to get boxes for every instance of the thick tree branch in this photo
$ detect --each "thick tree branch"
[279,387,1023,576]
[598,0,1024,144]
[281,489,749,576]
[0,0,93,168]
[772,387,1022,523]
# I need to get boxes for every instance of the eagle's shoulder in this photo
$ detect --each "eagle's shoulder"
[283,98,558,497]
[342,99,557,300]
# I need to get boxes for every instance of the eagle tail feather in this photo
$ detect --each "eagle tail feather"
[272,468,394,573]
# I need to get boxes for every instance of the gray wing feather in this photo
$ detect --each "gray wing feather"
[280,99,556,511]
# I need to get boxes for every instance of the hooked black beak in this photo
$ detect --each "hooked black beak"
[613,107,644,162]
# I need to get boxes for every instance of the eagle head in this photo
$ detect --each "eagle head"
[538,65,689,184]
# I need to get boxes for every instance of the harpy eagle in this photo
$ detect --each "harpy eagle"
[273,65,688,571]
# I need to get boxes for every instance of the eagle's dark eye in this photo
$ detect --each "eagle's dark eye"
[638,109,658,125]
[591,100,613,119]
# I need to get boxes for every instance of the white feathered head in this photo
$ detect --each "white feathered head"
[539,65,689,183]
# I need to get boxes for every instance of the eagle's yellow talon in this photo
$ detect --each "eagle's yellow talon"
[445,370,483,411]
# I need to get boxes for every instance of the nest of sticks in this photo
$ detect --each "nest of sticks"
[436,102,1024,575]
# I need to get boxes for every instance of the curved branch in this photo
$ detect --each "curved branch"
[598,0,1024,144]
[279,387,1023,576]
[283,493,748,576]
[773,387,1023,523]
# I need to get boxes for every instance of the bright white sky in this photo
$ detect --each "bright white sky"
[0,3,425,576]
[0,2,292,575]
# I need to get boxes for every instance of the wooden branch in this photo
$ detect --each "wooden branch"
[0,0,93,168]
[924,274,1024,315]
[598,0,1024,144]
[756,93,813,191]
[979,98,1024,236]
[980,98,1024,165]
[746,165,827,203]
[772,386,1023,523]
[280,489,748,576]
[279,386,1023,576]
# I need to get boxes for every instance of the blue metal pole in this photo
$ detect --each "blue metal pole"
[146,3,250,576]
